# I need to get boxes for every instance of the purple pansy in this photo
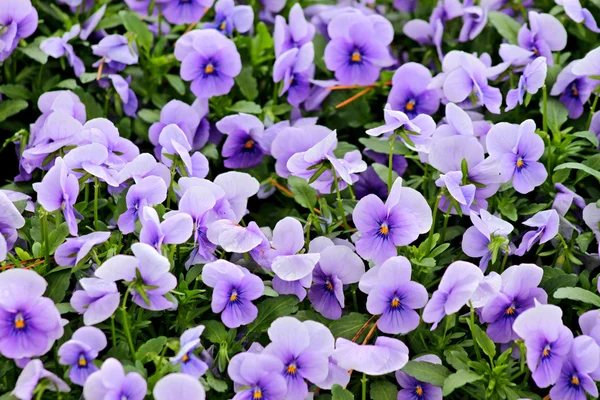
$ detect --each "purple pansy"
[153,373,206,400]
[551,61,598,119]
[92,34,139,68]
[462,210,514,271]
[553,183,586,216]
[505,57,547,111]
[0,0,38,62]
[396,355,443,400]
[117,175,168,234]
[106,74,139,117]
[58,327,107,386]
[204,0,253,35]
[515,210,559,256]
[422,261,483,329]
[83,358,147,400]
[307,242,365,320]
[201,260,264,328]
[583,202,600,254]
[459,0,488,43]
[579,310,600,379]
[555,0,600,32]
[175,29,242,98]
[274,3,315,57]
[550,334,600,400]
[228,352,288,400]
[40,25,85,77]
[156,0,214,25]
[158,124,209,179]
[353,177,432,265]
[324,13,394,85]
[63,143,120,187]
[140,206,193,252]
[513,303,574,388]
[387,62,441,118]
[149,100,201,155]
[80,4,107,40]
[55,232,111,267]
[12,359,70,400]
[263,316,334,399]
[170,325,209,378]
[95,243,177,311]
[80,118,139,169]
[32,157,80,236]
[362,256,428,334]
[217,113,269,169]
[486,119,547,194]
[332,336,409,375]
[207,220,264,253]
[70,277,120,326]
[435,171,476,215]
[273,43,315,107]
[481,264,547,343]
[0,191,25,262]
[0,269,64,359]
[118,153,171,187]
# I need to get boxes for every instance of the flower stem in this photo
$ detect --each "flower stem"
[331,168,348,230]
[361,373,367,400]
[588,89,599,129]
[120,289,136,360]
[542,84,548,133]
[93,177,100,231]
[440,205,451,242]
[387,134,396,194]
[500,250,509,273]
[40,211,50,273]
[469,301,481,359]
[427,192,442,251]
[110,315,117,348]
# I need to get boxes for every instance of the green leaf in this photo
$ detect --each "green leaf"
[251,22,274,63]
[138,109,161,124]
[205,370,228,392]
[331,384,354,400]
[79,73,98,84]
[119,11,153,50]
[554,162,600,181]
[0,84,32,100]
[245,295,298,336]
[288,176,317,209]
[47,223,70,255]
[442,370,482,396]
[166,74,186,96]
[0,100,28,123]
[334,141,359,158]
[444,347,470,370]
[55,303,76,314]
[369,380,398,400]
[329,313,369,340]
[202,320,229,344]
[55,79,78,90]
[467,320,496,359]
[18,37,49,64]
[572,130,599,147]
[135,336,167,363]
[359,137,410,155]
[44,269,72,303]
[488,11,521,44]
[540,99,568,135]
[235,67,258,101]
[227,100,262,114]
[372,164,398,185]
[554,287,600,306]
[401,361,451,387]
[74,90,104,119]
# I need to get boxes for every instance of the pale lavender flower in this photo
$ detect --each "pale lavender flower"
[58,327,107,386]
[583,202,600,254]
[274,4,315,57]
[228,352,287,400]
[273,43,315,107]
[552,183,586,216]
[332,336,409,375]
[107,74,139,117]
[158,124,209,178]
[117,175,168,234]
[149,100,201,154]
[157,0,214,25]
[12,359,70,400]
[462,210,514,270]
[80,4,107,40]
[0,191,25,262]
[140,206,193,252]
[70,278,120,326]
[118,153,172,187]
[204,0,253,35]
[505,57,547,111]
[550,335,600,400]
[153,373,206,400]
[207,220,264,253]
[551,61,598,119]
[63,143,120,187]
[512,303,574,388]
[40,25,85,77]
[80,118,140,169]
[515,210,559,256]
[435,171,476,215]
[387,63,441,118]
[556,0,600,32]
[459,0,488,42]
[55,232,111,267]
[92,34,139,67]
[579,310,600,379]
[83,358,147,400]
[201,260,264,328]
[170,326,209,378]
[422,261,483,329]
[0,0,38,62]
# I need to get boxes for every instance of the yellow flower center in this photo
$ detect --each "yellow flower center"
[379,224,389,235]
[415,386,423,396]
[571,375,579,385]
[253,388,263,399]
[326,281,333,291]
[405,101,415,111]
[220,22,226,31]
[14,313,25,329]
[542,346,551,357]
[391,297,400,308]
[287,364,297,374]
[572,87,579,96]
[351,52,361,62]
[182,354,189,362]
[230,291,238,302]
[205,64,215,74]
[505,306,515,315]
[516,158,524,168]
[78,355,87,367]
[244,140,255,149]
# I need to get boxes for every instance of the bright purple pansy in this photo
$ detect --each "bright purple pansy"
[462,210,514,271]
[170,325,209,378]
[387,62,441,118]
[70,277,120,326]
[515,210,559,256]
[83,358,147,400]
[505,57,547,111]
[55,232,111,267]
[58,327,107,386]
[396,355,443,400]
[204,0,253,35]
[228,352,287,400]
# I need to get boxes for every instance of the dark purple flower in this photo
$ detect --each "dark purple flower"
[70,277,120,326]
[481,264,547,343]
[396,355,443,400]
[201,260,264,328]
[12,359,70,400]
[263,316,334,399]
[513,303,574,388]
[58,327,107,386]
[0,269,64,359]
[486,120,547,194]
[40,25,85,77]
[0,0,38,62]
[387,63,441,118]
[332,336,409,375]
[95,243,177,311]
[175,29,242,98]
[117,175,168,234]
[156,0,214,25]
[33,157,80,235]
[422,261,483,329]
[204,0,253,35]
[217,113,268,169]
[153,373,206,400]
[551,61,598,119]
[170,325,209,378]
[228,352,287,400]
[462,210,514,270]
[550,335,600,400]
[505,57,547,111]
[354,166,391,201]
[353,178,432,265]
[324,13,394,85]
[515,210,559,256]
[83,358,147,400]
[362,256,427,334]
[307,242,364,320]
